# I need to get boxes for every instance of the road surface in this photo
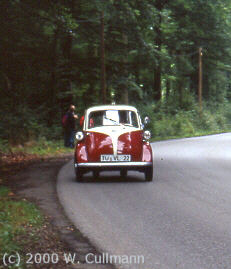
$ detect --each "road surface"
[57,133,231,269]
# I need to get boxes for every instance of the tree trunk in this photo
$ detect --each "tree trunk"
[153,2,162,102]
[48,28,58,125]
[100,11,107,104]
[60,32,73,111]
[121,33,129,104]
[121,89,129,104]
[166,79,170,101]
[178,79,183,108]
[154,64,161,101]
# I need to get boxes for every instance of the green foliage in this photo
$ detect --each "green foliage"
[23,138,73,156]
[0,138,73,156]
[223,103,231,125]
[0,105,42,144]
[1,0,231,143]
[150,110,196,138]
[0,186,10,198]
[0,186,43,266]
[145,99,231,141]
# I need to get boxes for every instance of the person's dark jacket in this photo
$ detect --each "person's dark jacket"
[65,111,76,130]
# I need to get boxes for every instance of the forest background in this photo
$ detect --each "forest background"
[1,0,231,151]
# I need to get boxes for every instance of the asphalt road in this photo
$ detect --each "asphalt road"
[57,133,231,269]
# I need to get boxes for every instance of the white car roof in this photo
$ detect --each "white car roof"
[86,105,138,114]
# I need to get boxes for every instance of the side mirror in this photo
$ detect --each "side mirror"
[143,116,150,126]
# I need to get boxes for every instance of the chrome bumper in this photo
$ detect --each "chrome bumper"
[75,162,152,168]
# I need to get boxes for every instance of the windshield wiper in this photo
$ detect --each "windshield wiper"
[122,123,133,127]
[104,116,120,125]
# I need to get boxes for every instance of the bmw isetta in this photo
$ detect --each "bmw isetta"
[74,105,153,181]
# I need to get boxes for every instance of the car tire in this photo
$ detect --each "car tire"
[145,166,153,182]
[93,171,100,178]
[120,170,127,177]
[75,168,83,182]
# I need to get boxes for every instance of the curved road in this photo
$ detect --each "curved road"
[57,133,231,269]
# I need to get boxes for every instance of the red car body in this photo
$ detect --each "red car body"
[74,105,153,181]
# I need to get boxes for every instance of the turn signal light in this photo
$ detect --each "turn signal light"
[143,130,151,141]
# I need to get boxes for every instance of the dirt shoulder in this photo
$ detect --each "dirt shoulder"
[0,154,114,269]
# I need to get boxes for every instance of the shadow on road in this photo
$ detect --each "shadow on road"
[72,171,148,183]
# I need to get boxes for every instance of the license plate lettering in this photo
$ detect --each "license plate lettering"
[101,155,131,162]
[101,155,110,161]
[123,155,129,161]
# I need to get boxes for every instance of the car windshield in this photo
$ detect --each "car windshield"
[88,110,139,129]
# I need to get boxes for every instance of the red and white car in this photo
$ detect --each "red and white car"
[74,105,153,181]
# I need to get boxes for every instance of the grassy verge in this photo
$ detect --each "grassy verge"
[0,138,74,268]
[0,139,73,157]
[23,140,73,156]
[0,138,72,266]
[0,186,43,268]
[151,129,231,142]
[144,105,231,142]
[136,99,231,142]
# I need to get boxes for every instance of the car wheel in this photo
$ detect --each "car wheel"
[93,171,99,178]
[75,168,83,182]
[120,170,127,177]
[145,166,153,182]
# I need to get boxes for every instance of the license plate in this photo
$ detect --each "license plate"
[100,154,131,162]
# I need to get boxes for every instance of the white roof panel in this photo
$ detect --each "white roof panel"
[87,105,138,114]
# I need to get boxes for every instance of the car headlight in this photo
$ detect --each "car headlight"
[143,130,151,141]
[76,131,84,141]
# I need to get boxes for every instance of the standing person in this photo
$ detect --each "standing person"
[63,105,78,148]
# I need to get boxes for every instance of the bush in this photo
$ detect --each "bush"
[137,96,231,141]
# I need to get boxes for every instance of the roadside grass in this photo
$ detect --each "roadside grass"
[0,139,73,157]
[0,186,43,268]
[0,138,72,268]
[136,98,231,142]
[22,139,73,156]
[147,106,231,142]
[151,129,231,142]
